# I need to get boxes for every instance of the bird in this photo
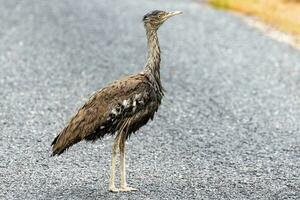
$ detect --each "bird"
[51,10,182,192]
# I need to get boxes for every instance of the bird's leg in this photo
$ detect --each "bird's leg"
[109,136,120,192]
[119,134,138,192]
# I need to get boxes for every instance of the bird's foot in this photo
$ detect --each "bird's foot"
[109,187,119,193]
[119,186,138,192]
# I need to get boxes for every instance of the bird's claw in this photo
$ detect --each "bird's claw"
[119,186,138,192]
[109,186,138,192]
[109,187,119,193]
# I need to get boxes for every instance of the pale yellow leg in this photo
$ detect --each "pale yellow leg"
[109,137,119,192]
[119,134,138,192]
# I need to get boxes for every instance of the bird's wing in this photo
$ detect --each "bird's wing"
[51,74,154,155]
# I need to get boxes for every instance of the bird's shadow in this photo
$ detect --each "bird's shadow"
[44,185,106,200]
[44,183,147,200]
[44,179,158,199]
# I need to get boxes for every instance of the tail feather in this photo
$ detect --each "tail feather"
[51,126,82,156]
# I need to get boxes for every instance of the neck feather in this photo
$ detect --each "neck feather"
[143,28,164,95]
[144,29,161,72]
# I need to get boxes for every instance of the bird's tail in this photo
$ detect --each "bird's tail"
[51,126,81,156]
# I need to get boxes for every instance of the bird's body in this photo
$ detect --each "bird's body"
[51,10,182,192]
[52,73,162,155]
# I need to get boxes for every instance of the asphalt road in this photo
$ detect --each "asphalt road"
[1,0,300,199]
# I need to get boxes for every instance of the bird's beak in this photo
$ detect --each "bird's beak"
[166,11,183,19]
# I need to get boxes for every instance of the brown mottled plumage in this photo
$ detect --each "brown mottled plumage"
[51,75,159,155]
[51,10,182,192]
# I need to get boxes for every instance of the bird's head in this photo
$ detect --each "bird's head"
[143,10,182,30]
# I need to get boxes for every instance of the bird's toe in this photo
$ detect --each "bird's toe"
[119,186,138,192]
[109,187,119,193]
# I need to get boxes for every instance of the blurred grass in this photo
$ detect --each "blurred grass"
[208,0,300,35]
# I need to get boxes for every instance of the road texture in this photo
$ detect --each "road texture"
[1,0,300,199]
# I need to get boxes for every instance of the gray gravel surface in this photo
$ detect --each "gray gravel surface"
[1,0,300,199]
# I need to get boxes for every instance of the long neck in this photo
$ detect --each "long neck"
[143,28,164,95]
[145,29,161,72]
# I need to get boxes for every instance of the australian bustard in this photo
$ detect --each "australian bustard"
[51,10,182,192]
